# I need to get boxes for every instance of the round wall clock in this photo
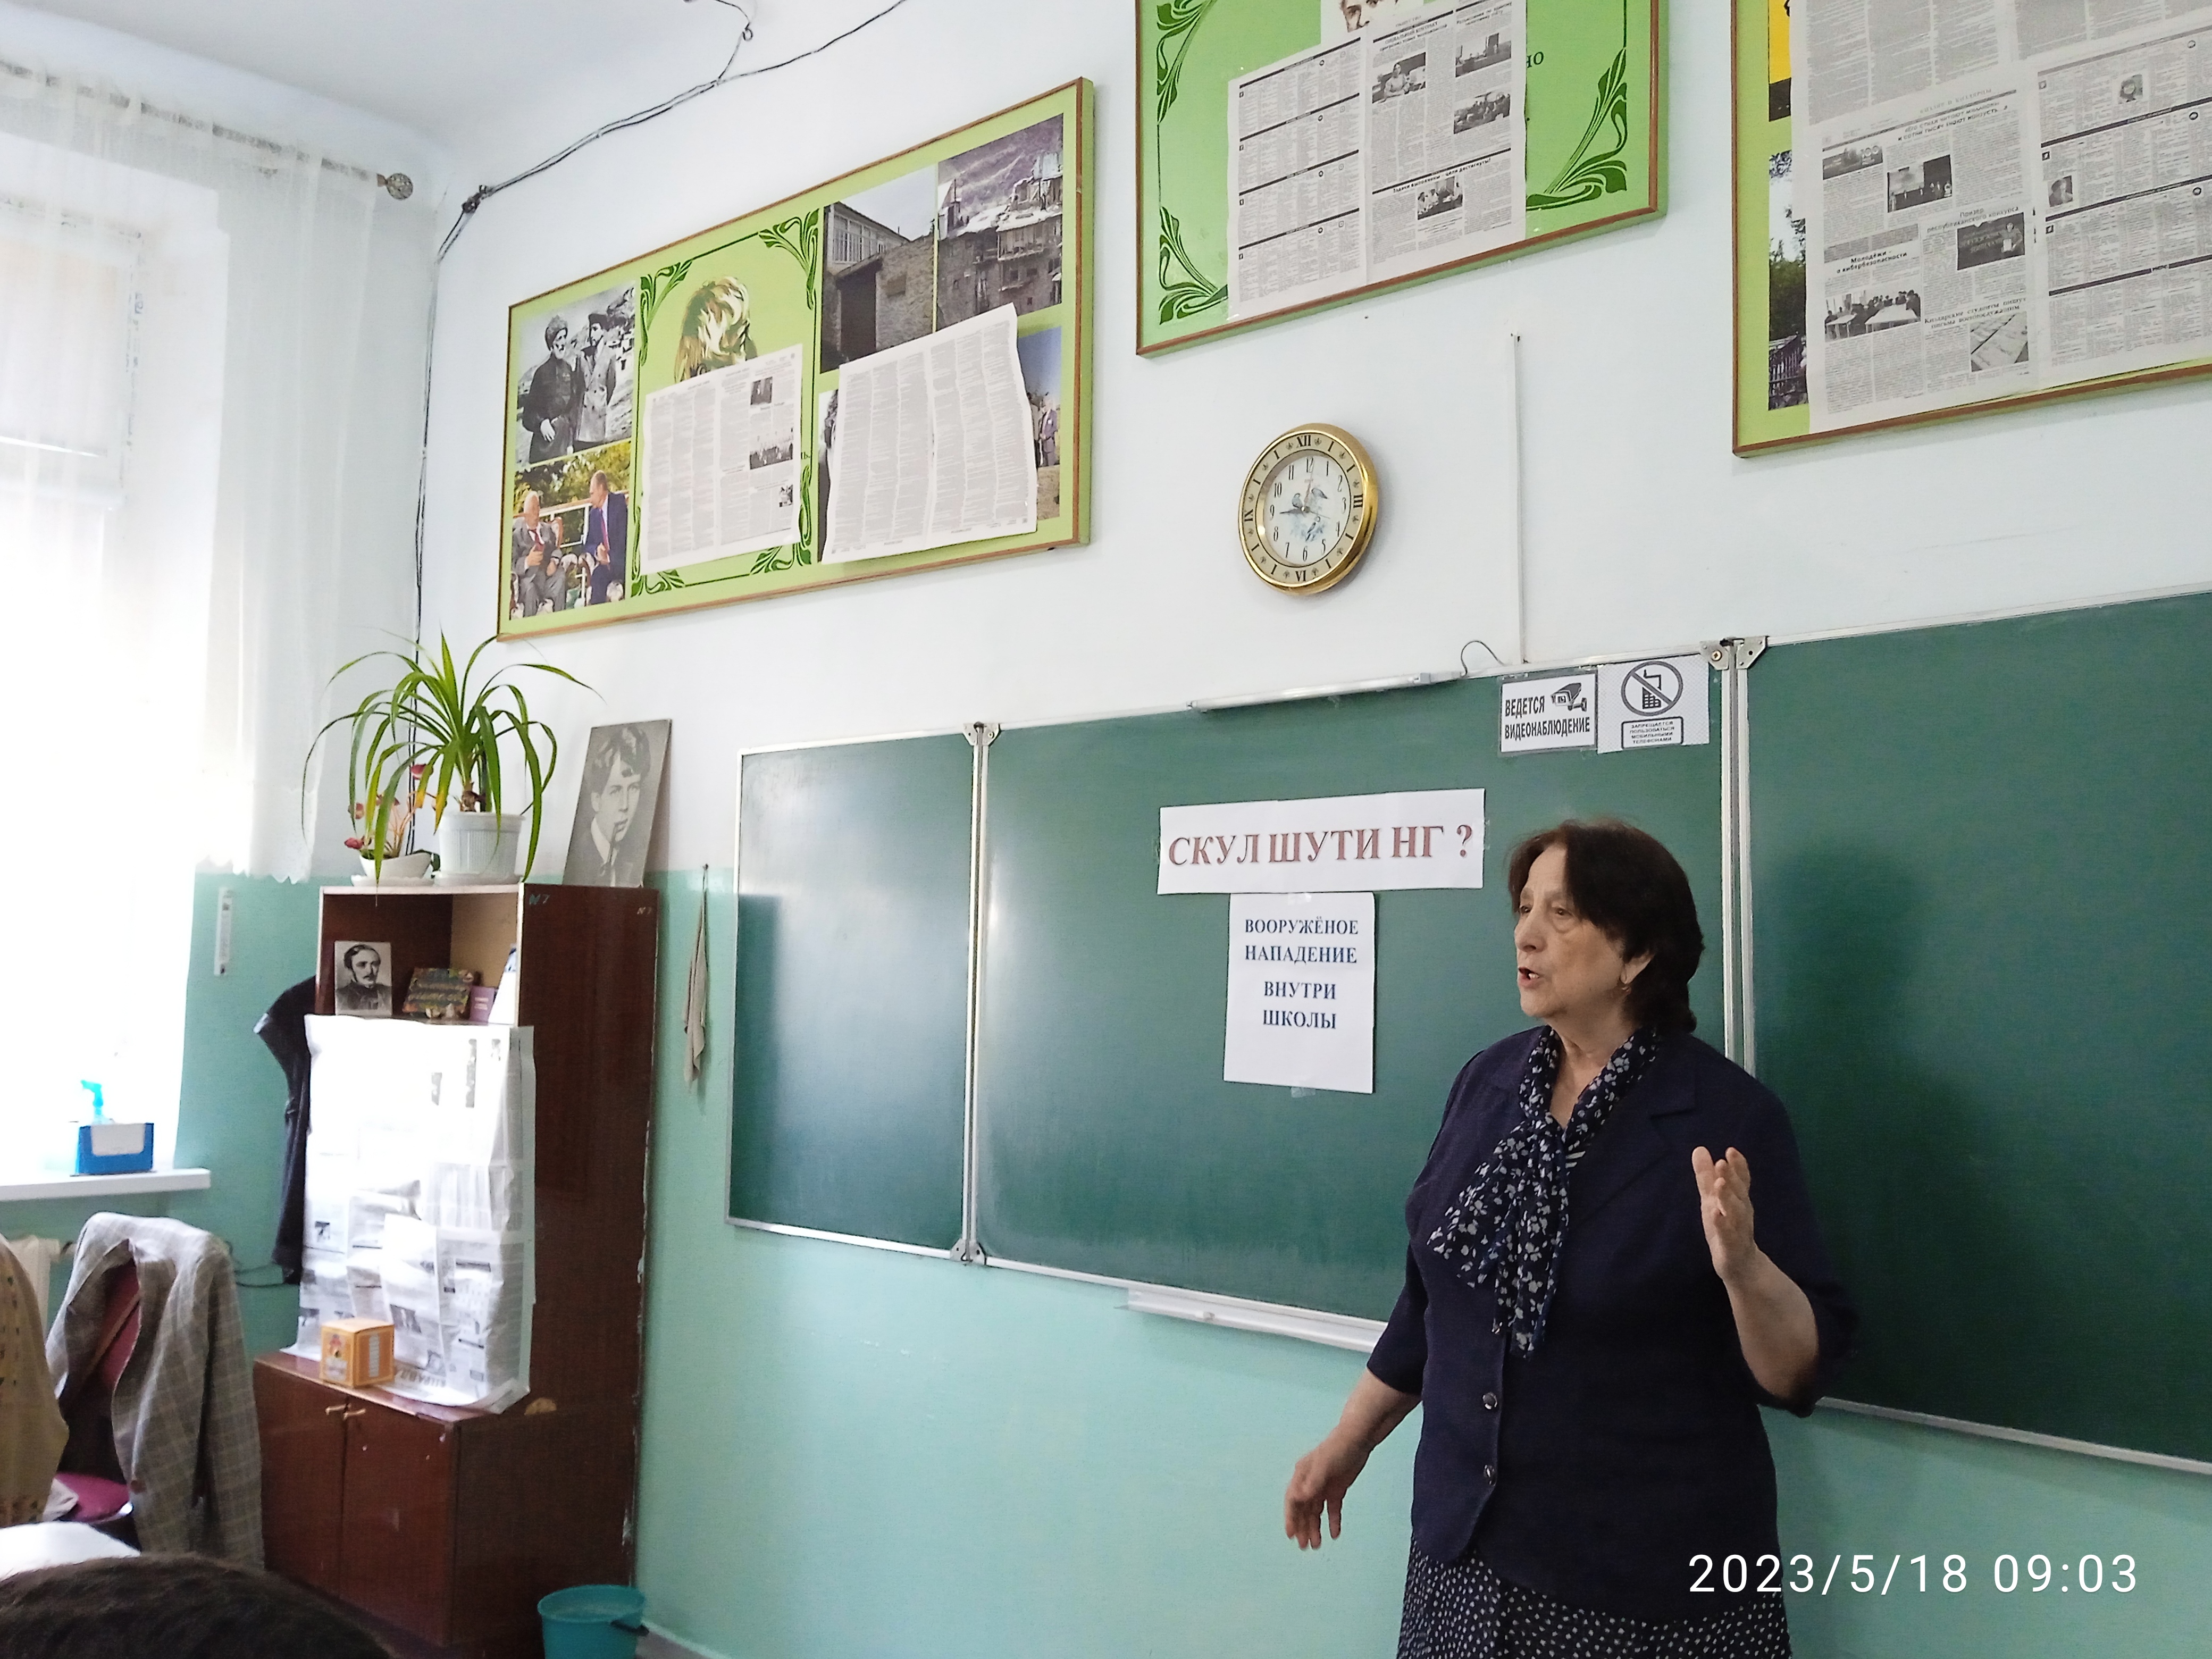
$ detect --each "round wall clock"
[1237,424,1380,594]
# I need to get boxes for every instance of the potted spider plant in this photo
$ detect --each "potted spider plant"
[307,634,589,882]
[343,772,433,882]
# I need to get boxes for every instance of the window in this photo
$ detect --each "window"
[0,132,227,1178]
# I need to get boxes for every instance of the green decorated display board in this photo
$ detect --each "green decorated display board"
[500,81,1092,637]
[1734,0,2212,452]
[1138,0,1663,353]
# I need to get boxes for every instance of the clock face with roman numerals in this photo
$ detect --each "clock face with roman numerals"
[1237,424,1379,594]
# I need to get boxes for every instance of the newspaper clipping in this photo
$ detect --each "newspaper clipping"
[640,342,803,572]
[1796,0,2212,430]
[291,1020,535,1413]
[1228,1,1527,321]
[822,303,1037,564]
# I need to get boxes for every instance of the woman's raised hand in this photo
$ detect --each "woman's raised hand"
[1691,1145,1757,1285]
[1284,1430,1372,1550]
[1691,1144,1823,1400]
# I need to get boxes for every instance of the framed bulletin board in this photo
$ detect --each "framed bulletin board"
[1735,1,2212,453]
[1137,0,1663,354]
[499,81,1092,637]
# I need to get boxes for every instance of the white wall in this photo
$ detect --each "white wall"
[418,0,2212,874]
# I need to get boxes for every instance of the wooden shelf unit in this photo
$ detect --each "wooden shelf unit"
[256,881,661,1658]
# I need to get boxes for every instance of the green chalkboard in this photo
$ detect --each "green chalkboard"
[975,676,1722,1316]
[729,735,972,1249]
[1750,593,2212,1462]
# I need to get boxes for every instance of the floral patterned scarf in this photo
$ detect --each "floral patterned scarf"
[1427,1026,1664,1356]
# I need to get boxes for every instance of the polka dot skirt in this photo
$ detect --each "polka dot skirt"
[1398,1541,1792,1659]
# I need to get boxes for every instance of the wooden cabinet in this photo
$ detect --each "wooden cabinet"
[256,882,659,1657]
[256,1358,346,1593]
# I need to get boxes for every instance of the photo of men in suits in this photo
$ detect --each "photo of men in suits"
[333,942,393,1016]
[563,722,669,887]
[510,489,563,617]
[582,470,629,607]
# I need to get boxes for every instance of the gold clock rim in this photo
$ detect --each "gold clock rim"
[1236,422,1380,596]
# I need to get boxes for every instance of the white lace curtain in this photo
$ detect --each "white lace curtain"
[0,54,432,879]
[0,52,429,1161]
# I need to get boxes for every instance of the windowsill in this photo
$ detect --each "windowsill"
[0,1168,212,1203]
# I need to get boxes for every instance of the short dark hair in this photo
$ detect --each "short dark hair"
[0,1556,390,1658]
[341,944,379,974]
[584,725,653,799]
[1507,819,1704,1033]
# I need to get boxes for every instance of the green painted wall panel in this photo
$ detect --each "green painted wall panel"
[6,874,315,1358]
[1752,593,2212,1462]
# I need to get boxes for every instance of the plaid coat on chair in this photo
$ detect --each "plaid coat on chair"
[46,1213,262,1563]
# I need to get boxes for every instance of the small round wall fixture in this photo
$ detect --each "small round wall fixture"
[1236,423,1379,594]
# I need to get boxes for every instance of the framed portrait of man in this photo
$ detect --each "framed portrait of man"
[333,941,393,1017]
[563,720,670,887]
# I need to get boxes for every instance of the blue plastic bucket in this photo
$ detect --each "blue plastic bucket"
[538,1583,647,1659]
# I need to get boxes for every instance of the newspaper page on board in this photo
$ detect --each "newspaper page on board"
[1227,1,1527,321]
[291,1018,536,1412]
[1795,0,2212,430]
[640,343,805,572]
[820,304,1037,563]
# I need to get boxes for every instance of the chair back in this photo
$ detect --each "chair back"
[57,1258,141,1489]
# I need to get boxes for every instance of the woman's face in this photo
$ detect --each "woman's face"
[1512,844,1644,1027]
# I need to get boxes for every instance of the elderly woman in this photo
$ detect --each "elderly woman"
[1285,820,1854,1658]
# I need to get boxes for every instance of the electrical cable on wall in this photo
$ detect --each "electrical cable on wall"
[409,0,920,631]
[435,0,917,261]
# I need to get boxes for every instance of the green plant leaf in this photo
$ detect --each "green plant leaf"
[305,633,595,881]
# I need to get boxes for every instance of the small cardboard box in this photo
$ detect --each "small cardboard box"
[76,1121,155,1176]
[321,1317,396,1388]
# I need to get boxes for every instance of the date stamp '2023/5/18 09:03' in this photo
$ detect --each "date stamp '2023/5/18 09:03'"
[1691,1551,2140,1597]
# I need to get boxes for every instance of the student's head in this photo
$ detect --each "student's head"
[0,1555,391,1659]
[342,944,382,987]
[1507,820,1703,1034]
[585,727,652,845]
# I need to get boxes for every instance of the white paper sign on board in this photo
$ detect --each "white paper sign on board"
[1224,891,1376,1094]
[1158,789,1484,893]
[1597,655,1710,752]
[1499,672,1598,753]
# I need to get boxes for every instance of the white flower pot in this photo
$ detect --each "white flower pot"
[357,850,433,883]
[437,811,525,882]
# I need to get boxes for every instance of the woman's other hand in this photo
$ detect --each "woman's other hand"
[1285,1431,1372,1549]
[1284,1369,1419,1549]
[1691,1145,1756,1284]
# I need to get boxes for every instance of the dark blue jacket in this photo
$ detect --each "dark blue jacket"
[1367,1028,1855,1622]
